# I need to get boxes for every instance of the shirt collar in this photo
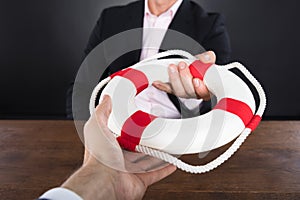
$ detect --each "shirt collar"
[144,0,183,18]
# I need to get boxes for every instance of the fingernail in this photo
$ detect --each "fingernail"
[154,82,161,87]
[179,62,185,69]
[193,78,200,87]
[203,53,211,62]
[169,66,177,73]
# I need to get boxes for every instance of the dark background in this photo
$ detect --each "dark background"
[1,0,299,119]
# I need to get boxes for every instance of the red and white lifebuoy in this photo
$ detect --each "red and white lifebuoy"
[89,50,266,173]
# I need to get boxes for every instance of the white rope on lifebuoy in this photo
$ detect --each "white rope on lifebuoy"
[89,50,267,173]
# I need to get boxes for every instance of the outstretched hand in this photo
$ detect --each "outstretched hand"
[152,51,216,101]
[62,96,177,200]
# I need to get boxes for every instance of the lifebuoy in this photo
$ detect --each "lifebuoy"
[89,50,266,173]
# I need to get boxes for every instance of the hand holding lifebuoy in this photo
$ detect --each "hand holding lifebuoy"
[152,51,215,101]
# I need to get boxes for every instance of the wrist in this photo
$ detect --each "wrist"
[62,164,117,199]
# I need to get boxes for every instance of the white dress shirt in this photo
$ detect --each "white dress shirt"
[135,0,202,119]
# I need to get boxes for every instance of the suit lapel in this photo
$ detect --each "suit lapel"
[127,0,144,29]
[160,0,205,55]
[168,0,194,37]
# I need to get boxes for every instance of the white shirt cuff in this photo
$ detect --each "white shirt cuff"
[39,187,83,200]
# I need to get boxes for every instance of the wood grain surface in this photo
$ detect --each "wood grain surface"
[0,120,299,200]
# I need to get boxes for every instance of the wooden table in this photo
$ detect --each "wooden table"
[0,120,299,200]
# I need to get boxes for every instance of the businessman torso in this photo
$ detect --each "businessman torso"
[66,0,231,119]
[85,0,231,77]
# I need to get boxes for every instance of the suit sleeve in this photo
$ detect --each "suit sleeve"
[66,10,108,119]
[84,9,106,56]
[202,14,231,65]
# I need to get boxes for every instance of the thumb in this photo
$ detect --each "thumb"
[195,51,216,64]
[95,95,112,126]
[193,78,211,101]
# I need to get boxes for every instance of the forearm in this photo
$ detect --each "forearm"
[62,165,117,200]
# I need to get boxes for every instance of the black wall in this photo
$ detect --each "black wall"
[1,0,299,119]
[198,0,300,119]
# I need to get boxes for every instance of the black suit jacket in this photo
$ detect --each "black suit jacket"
[66,0,231,119]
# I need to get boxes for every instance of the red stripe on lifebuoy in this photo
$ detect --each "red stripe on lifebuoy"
[189,60,212,80]
[117,110,157,151]
[110,68,148,95]
[213,98,253,126]
[246,115,261,131]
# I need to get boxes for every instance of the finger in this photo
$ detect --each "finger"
[193,78,211,101]
[144,160,168,172]
[122,151,162,173]
[152,81,173,94]
[124,154,167,173]
[83,149,90,165]
[137,164,177,187]
[131,155,165,171]
[95,95,112,126]
[123,150,148,163]
[195,51,216,64]
[178,62,197,98]
[168,64,186,97]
